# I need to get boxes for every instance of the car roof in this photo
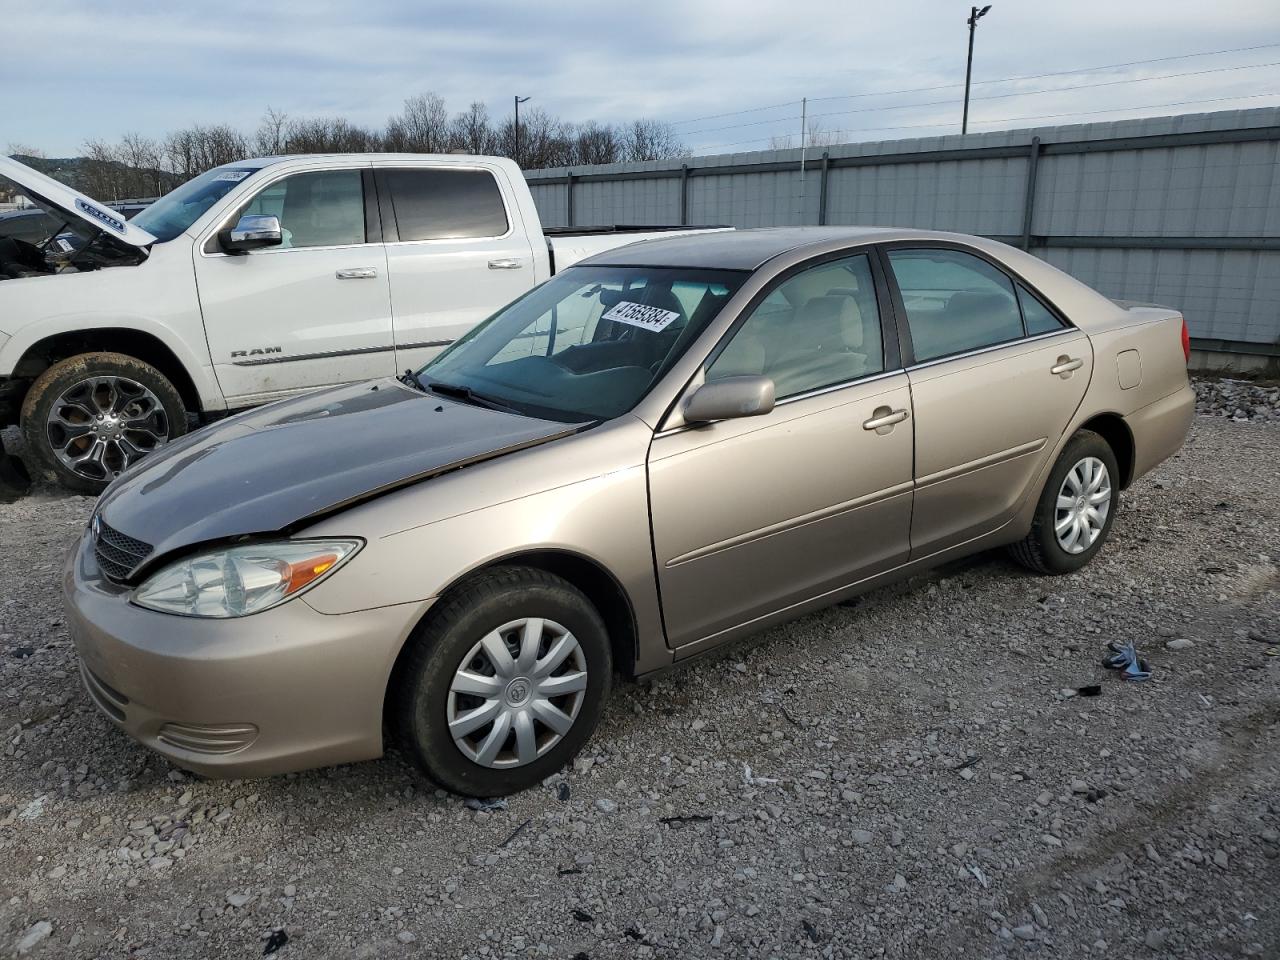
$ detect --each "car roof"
[577,226,979,271]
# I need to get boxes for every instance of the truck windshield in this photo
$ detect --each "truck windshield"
[420,265,748,422]
[131,167,260,242]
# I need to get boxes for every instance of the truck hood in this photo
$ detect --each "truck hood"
[0,156,157,249]
[94,379,580,569]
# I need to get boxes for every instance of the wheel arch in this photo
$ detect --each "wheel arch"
[382,548,641,727]
[11,328,204,415]
[1077,412,1135,489]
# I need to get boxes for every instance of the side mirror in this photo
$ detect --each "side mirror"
[220,214,282,253]
[684,375,775,423]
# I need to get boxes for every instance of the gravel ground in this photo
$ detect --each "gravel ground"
[1194,377,1280,424]
[1,415,1278,959]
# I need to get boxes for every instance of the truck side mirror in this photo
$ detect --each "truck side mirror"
[219,215,282,253]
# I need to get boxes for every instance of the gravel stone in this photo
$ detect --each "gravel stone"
[0,416,1277,957]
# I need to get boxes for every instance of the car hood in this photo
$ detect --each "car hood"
[0,156,157,249]
[95,379,581,566]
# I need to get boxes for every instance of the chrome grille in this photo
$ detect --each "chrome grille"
[94,518,153,582]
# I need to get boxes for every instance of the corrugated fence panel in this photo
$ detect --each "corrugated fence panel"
[526,107,1280,352]
[528,182,566,228]
[825,156,1025,234]
[1043,248,1280,344]
[573,177,680,226]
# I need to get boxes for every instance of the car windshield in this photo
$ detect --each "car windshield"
[420,265,748,422]
[131,166,260,242]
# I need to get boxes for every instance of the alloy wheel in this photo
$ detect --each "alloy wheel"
[45,376,170,482]
[1054,456,1111,555]
[447,617,588,768]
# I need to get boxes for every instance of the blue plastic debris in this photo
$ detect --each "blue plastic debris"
[1103,641,1151,681]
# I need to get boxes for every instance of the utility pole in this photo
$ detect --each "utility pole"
[514,95,531,167]
[962,5,992,135]
[799,97,808,180]
[799,97,808,221]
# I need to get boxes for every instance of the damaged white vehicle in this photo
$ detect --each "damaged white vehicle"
[0,156,724,491]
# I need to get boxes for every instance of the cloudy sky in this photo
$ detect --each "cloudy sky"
[6,0,1280,158]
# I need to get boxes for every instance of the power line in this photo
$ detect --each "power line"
[680,58,1280,138]
[667,40,1280,126]
[693,92,1280,152]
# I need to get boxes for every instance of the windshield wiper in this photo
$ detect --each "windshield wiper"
[424,380,520,414]
[398,368,426,392]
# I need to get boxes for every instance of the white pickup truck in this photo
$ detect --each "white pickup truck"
[0,155,724,492]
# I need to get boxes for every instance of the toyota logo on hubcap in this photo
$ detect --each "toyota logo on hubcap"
[505,679,531,705]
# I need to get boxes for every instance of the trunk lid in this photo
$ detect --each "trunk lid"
[0,156,158,249]
[94,379,580,568]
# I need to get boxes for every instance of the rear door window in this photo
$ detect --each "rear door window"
[886,248,1024,363]
[382,168,509,241]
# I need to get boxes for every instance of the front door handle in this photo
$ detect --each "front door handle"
[862,407,910,432]
[488,258,524,270]
[1051,356,1084,377]
[335,267,378,280]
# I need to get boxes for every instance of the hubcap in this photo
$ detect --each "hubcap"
[447,617,588,769]
[1054,456,1111,555]
[45,376,170,482]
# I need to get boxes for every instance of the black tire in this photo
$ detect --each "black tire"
[1009,429,1120,575]
[393,566,613,797]
[20,352,187,495]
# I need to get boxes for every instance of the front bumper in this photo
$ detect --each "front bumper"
[63,528,431,778]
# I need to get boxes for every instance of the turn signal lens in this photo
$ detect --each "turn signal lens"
[133,539,362,618]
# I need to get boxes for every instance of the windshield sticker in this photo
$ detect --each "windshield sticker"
[602,300,681,333]
[74,198,126,234]
[213,170,252,182]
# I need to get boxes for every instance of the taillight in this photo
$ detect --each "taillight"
[1180,318,1191,364]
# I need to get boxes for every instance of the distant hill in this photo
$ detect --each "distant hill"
[7,154,167,200]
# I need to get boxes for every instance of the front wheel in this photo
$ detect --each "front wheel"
[393,566,612,797]
[1009,429,1120,575]
[20,352,187,494]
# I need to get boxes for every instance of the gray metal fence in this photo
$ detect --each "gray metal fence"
[526,107,1280,358]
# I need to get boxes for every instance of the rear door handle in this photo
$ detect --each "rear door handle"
[1051,356,1084,376]
[336,267,378,280]
[488,258,524,270]
[862,408,910,432]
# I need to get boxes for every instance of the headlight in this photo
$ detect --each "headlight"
[132,539,362,618]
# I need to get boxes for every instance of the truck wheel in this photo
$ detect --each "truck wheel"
[20,352,187,494]
[393,566,612,797]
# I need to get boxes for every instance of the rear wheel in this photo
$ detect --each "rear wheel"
[20,352,186,494]
[1009,429,1119,575]
[393,566,612,797]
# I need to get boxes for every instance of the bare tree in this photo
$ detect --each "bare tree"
[165,124,249,178]
[574,122,621,165]
[385,93,452,152]
[6,143,45,159]
[450,102,497,155]
[621,119,686,162]
[25,93,691,192]
[283,117,377,154]
[254,107,290,156]
[768,119,840,151]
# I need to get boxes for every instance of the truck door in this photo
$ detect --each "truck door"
[373,164,538,372]
[195,164,395,404]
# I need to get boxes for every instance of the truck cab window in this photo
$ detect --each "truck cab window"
[241,171,365,249]
[382,168,509,241]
